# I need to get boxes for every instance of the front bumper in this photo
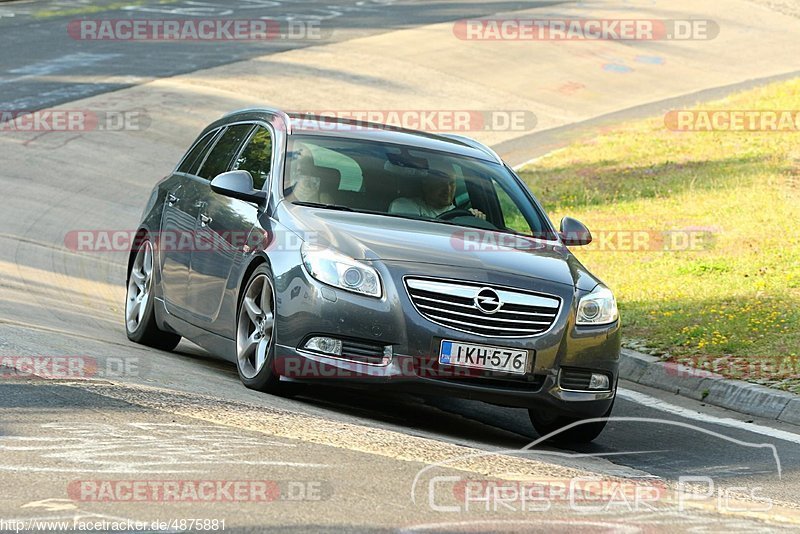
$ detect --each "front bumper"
[270,258,619,416]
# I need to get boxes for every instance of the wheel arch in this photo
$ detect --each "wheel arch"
[236,253,271,311]
[127,227,150,283]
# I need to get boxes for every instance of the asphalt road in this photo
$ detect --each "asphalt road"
[0,0,542,112]
[1,0,800,531]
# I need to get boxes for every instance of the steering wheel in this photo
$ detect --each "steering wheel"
[437,208,475,221]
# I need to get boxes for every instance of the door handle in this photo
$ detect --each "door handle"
[199,213,213,227]
[167,193,179,206]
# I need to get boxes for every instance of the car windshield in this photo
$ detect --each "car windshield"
[283,134,555,240]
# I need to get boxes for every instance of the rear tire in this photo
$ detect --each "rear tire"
[529,401,614,444]
[125,236,181,351]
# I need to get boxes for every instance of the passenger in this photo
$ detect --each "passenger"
[285,144,334,204]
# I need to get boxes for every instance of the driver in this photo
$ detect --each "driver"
[389,169,485,219]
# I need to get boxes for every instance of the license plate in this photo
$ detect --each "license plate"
[439,340,528,374]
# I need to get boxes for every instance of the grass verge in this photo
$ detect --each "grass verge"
[518,79,800,392]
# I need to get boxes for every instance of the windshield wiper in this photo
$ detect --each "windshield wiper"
[292,201,354,212]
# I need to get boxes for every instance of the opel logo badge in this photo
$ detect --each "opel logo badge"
[474,287,502,314]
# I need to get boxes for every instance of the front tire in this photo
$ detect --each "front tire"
[529,401,614,444]
[235,264,301,395]
[125,237,181,351]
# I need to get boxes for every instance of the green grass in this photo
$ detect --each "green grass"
[518,79,800,391]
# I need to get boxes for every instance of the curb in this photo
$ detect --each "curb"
[619,348,800,426]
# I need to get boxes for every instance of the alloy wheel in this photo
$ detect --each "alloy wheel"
[126,240,153,333]
[236,273,275,379]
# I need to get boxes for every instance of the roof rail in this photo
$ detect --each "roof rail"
[222,107,293,133]
[221,110,503,163]
[438,133,503,164]
[286,112,459,141]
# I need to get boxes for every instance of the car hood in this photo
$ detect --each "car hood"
[278,203,599,289]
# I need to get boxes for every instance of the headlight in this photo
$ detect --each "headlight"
[301,243,382,298]
[576,285,618,326]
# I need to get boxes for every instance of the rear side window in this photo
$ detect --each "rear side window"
[197,124,254,181]
[177,129,219,175]
[233,126,272,190]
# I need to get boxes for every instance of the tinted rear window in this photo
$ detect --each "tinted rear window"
[177,129,220,176]
[197,124,254,181]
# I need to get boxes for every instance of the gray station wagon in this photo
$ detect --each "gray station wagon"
[126,108,620,443]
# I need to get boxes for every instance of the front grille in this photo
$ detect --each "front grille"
[559,368,594,390]
[340,339,389,365]
[405,277,560,337]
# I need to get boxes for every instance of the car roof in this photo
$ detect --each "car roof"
[216,108,503,164]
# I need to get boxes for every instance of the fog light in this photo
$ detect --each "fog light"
[589,373,610,390]
[304,336,342,356]
[382,345,393,365]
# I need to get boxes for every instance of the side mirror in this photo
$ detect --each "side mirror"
[559,217,592,246]
[210,170,267,205]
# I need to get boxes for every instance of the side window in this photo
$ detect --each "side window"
[197,124,254,181]
[233,126,272,190]
[494,180,533,235]
[177,129,219,175]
